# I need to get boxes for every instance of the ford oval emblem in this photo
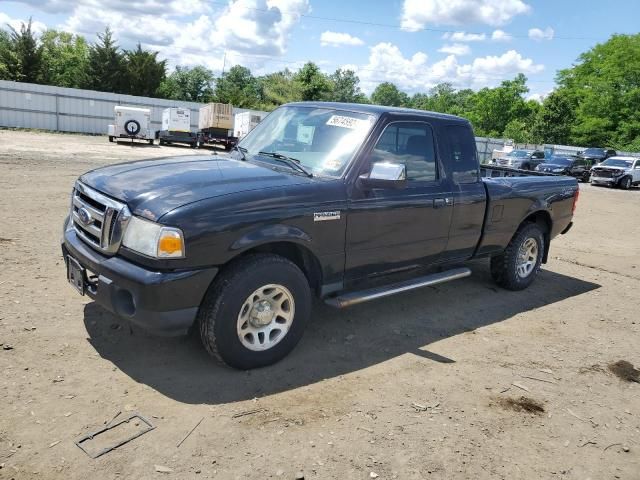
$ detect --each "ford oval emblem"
[77,207,92,225]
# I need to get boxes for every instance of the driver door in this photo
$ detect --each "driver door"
[345,121,454,281]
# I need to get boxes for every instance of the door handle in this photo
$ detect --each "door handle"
[433,197,452,208]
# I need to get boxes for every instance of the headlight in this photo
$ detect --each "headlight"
[552,168,565,173]
[122,216,185,258]
[612,170,624,176]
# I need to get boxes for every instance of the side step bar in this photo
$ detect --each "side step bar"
[324,267,472,308]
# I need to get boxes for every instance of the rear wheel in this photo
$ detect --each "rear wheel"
[198,254,311,369]
[108,136,114,143]
[581,171,590,183]
[619,176,632,190]
[490,223,545,291]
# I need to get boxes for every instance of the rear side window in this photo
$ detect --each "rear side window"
[443,125,479,184]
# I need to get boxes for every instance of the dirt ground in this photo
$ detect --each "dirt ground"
[1,129,639,480]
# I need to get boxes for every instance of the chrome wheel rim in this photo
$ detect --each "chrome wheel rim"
[236,284,295,352]
[516,238,538,278]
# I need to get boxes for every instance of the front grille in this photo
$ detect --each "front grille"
[592,170,614,178]
[71,182,131,255]
[496,159,510,166]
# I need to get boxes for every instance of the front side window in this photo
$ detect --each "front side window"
[369,122,437,182]
[240,106,375,176]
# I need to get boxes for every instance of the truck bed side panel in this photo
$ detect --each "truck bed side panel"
[475,176,578,256]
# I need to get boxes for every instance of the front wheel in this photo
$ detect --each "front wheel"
[619,176,632,190]
[581,171,590,183]
[490,223,545,291]
[198,254,311,369]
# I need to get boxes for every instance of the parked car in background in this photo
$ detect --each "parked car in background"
[578,147,617,165]
[591,156,640,189]
[536,155,592,182]
[495,149,546,170]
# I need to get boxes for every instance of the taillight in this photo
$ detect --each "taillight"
[572,189,579,213]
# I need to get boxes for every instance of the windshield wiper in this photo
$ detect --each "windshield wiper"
[258,151,313,177]
[231,145,248,161]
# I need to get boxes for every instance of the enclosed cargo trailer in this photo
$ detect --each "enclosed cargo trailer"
[108,106,155,144]
[158,107,198,148]
[198,103,237,150]
[234,110,268,139]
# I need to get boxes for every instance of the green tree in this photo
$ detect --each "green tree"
[370,82,408,107]
[214,65,260,107]
[123,43,166,97]
[84,27,124,93]
[0,18,45,83]
[40,30,89,88]
[531,90,574,145]
[557,33,640,148]
[329,68,365,103]
[158,66,214,102]
[294,62,332,101]
[0,29,11,79]
[257,69,302,109]
[467,74,530,137]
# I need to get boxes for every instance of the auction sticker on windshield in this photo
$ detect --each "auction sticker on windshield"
[326,115,368,129]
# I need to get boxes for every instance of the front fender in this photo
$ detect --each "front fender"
[230,223,314,252]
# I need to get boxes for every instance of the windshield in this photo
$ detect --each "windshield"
[239,106,375,176]
[546,157,573,166]
[600,158,633,168]
[582,148,605,156]
[507,150,531,158]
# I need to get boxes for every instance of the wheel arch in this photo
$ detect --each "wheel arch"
[519,210,552,263]
[228,239,324,295]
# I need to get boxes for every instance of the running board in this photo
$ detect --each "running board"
[324,267,472,308]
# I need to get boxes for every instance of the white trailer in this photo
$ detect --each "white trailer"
[108,106,154,144]
[234,110,268,139]
[158,107,198,147]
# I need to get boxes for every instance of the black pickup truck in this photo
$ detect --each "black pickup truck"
[62,102,578,369]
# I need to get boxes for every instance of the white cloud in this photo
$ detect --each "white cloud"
[0,12,47,35]
[320,31,365,47]
[528,26,554,41]
[491,29,512,42]
[54,0,309,72]
[442,31,486,42]
[438,43,471,56]
[401,0,531,31]
[351,43,543,94]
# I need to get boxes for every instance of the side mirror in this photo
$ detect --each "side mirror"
[358,162,407,190]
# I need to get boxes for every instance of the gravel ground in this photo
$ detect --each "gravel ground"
[1,129,639,480]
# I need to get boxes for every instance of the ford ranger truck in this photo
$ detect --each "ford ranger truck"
[62,102,579,369]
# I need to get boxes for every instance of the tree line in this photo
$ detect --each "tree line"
[1,19,639,150]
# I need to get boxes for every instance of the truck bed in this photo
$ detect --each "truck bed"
[475,164,578,259]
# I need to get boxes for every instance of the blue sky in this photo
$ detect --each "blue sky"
[2,0,639,98]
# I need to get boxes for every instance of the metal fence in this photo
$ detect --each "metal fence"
[0,80,250,135]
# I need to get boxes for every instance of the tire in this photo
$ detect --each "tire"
[148,139,154,145]
[521,163,531,171]
[490,223,545,291]
[619,176,632,190]
[108,136,114,143]
[123,119,141,136]
[198,254,311,369]
[581,171,590,183]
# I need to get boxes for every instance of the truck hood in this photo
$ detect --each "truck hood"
[79,155,313,220]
